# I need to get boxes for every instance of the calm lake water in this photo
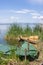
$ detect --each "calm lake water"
[0,25,15,53]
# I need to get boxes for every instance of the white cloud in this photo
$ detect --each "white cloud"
[0,16,19,23]
[32,15,43,21]
[0,9,40,15]
[10,9,31,14]
[0,9,30,14]
[31,10,43,21]
[15,10,26,14]
[30,12,40,16]
[39,16,43,20]
[29,0,43,4]
[10,16,15,20]
[32,16,38,19]
[0,9,43,24]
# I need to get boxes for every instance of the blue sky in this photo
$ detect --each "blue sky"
[0,0,43,24]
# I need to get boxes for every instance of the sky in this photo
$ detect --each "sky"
[0,0,43,24]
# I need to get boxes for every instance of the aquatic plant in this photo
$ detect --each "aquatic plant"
[33,24,42,35]
[24,25,32,36]
[33,24,43,40]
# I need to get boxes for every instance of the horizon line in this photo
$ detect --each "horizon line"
[0,23,43,25]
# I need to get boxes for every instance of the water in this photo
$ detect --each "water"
[0,38,15,53]
[0,25,14,53]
